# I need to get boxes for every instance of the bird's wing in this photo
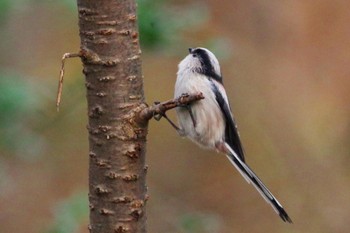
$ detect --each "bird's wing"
[210,79,246,162]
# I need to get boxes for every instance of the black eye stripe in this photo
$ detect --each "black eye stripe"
[193,49,212,70]
[192,48,223,83]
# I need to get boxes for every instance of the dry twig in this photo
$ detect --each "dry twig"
[56,52,81,111]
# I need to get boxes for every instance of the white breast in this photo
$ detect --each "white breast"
[174,72,226,149]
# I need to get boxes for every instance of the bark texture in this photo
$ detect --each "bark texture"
[77,1,147,232]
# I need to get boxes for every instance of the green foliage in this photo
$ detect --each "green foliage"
[179,213,221,233]
[0,0,11,22]
[138,0,169,48]
[0,72,45,159]
[46,192,88,233]
[138,0,208,49]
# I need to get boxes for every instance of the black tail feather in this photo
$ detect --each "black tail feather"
[225,143,292,223]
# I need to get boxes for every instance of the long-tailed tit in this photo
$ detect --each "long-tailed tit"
[173,47,292,223]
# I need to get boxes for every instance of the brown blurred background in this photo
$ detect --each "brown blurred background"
[1,0,350,233]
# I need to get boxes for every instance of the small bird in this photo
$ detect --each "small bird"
[173,47,292,223]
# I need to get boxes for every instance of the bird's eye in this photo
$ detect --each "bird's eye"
[192,54,197,58]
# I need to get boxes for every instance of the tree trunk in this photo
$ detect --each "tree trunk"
[77,0,147,232]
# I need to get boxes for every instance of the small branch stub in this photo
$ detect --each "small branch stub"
[56,52,81,111]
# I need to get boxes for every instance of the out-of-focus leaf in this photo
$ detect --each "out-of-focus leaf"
[46,192,88,233]
[0,72,46,159]
[0,0,11,22]
[0,74,37,123]
[179,213,221,233]
[138,0,208,49]
[138,0,167,48]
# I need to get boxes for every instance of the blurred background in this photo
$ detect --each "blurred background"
[1,0,350,232]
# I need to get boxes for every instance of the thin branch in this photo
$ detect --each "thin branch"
[56,52,81,112]
[137,92,204,123]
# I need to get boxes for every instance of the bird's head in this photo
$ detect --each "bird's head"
[178,47,222,82]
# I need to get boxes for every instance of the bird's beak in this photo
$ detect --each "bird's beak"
[188,48,193,54]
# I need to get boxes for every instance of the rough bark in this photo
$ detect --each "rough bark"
[73,1,205,232]
[77,1,147,232]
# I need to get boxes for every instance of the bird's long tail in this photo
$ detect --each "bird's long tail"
[224,143,292,223]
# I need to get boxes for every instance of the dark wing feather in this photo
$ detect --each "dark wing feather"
[211,80,246,162]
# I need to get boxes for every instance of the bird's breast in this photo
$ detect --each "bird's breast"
[174,73,225,149]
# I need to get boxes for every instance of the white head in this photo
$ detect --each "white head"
[177,47,222,83]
